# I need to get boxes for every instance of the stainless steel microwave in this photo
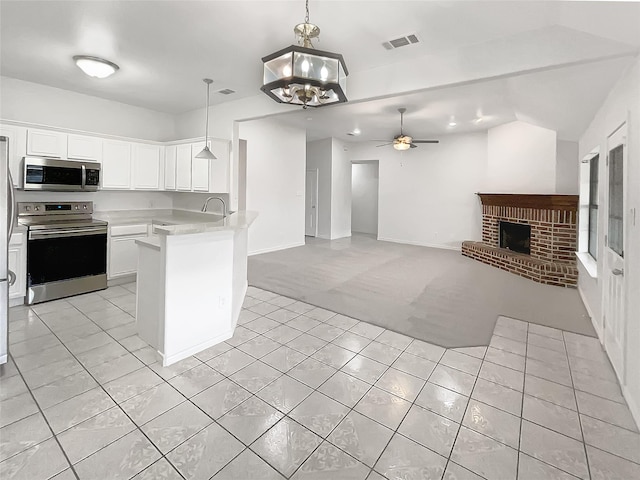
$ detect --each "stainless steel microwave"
[23,157,100,192]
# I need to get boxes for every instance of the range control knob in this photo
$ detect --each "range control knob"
[75,205,79,210]
[34,206,40,211]
[25,206,31,211]
[83,205,88,210]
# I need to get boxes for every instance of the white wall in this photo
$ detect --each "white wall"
[239,118,306,255]
[306,139,333,238]
[578,57,640,427]
[0,77,176,141]
[556,140,579,194]
[349,132,487,249]
[351,162,379,235]
[330,139,352,240]
[486,121,557,193]
[171,192,230,215]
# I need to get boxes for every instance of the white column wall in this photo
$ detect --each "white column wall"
[556,140,580,194]
[239,118,306,255]
[330,139,352,240]
[578,57,640,427]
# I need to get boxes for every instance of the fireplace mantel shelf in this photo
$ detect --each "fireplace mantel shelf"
[477,193,578,211]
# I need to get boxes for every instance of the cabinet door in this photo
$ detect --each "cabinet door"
[8,232,25,301]
[102,140,132,190]
[176,144,192,191]
[0,124,27,188]
[191,141,210,192]
[27,128,67,158]
[132,144,161,190]
[68,134,102,161]
[109,236,145,278]
[164,145,177,190]
[209,139,230,193]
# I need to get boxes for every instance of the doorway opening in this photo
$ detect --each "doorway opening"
[351,161,379,236]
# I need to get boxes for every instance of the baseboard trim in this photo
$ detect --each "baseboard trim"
[249,242,305,256]
[577,284,602,340]
[622,384,640,432]
[161,330,233,366]
[377,237,461,251]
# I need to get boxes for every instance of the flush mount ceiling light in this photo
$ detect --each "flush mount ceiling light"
[73,55,119,79]
[261,0,348,109]
[195,78,217,159]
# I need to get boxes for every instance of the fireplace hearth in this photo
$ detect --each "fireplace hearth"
[500,221,531,255]
[462,193,579,287]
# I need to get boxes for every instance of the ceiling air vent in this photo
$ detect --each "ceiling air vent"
[218,88,235,95]
[383,34,420,50]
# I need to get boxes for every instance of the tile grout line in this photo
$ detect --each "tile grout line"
[565,330,593,480]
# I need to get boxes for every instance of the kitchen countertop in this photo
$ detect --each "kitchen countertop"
[95,209,258,236]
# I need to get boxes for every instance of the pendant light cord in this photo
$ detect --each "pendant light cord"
[305,0,310,24]
[204,80,210,144]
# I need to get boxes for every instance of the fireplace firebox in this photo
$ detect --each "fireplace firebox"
[499,221,531,255]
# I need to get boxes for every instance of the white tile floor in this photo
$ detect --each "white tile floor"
[1,284,639,479]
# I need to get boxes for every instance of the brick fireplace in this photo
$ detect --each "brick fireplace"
[462,193,579,287]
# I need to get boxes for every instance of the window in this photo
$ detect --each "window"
[608,145,624,257]
[588,154,599,259]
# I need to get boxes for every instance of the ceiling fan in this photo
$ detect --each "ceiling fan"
[376,108,439,150]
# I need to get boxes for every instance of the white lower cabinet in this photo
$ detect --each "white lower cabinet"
[108,224,149,279]
[8,232,26,304]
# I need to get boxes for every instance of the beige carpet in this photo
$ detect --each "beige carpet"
[248,234,595,348]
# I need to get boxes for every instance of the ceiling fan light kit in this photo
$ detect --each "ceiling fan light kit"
[261,0,348,109]
[378,108,439,150]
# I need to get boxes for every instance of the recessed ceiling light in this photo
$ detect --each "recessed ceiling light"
[307,117,313,121]
[448,121,457,127]
[73,55,119,79]
[473,117,484,124]
[352,128,361,135]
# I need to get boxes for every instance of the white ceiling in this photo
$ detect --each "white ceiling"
[1,1,639,141]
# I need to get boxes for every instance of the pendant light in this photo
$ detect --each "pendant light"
[195,78,216,159]
[261,0,348,109]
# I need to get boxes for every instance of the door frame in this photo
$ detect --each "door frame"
[305,169,319,237]
[602,121,628,382]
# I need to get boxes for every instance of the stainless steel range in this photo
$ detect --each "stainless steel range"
[18,201,108,304]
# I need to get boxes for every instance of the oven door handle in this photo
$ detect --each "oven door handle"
[29,227,107,240]
[81,164,87,190]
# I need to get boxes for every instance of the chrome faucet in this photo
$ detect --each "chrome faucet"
[201,196,227,217]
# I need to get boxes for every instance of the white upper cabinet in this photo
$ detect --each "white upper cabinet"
[176,144,192,191]
[26,128,67,158]
[164,145,177,190]
[191,141,210,192]
[102,140,132,190]
[0,123,27,188]
[67,134,102,162]
[132,144,162,190]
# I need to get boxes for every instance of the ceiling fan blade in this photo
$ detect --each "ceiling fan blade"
[410,143,418,149]
[412,140,439,144]
[376,143,392,147]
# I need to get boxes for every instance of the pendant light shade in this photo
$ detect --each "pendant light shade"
[196,78,216,159]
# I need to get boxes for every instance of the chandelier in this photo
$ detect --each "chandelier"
[261,0,348,109]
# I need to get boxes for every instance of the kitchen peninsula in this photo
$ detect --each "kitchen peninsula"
[110,210,257,366]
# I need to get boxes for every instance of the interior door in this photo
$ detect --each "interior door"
[602,123,627,380]
[305,169,318,237]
